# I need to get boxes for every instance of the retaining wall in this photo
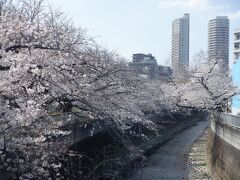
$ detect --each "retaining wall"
[207,112,240,180]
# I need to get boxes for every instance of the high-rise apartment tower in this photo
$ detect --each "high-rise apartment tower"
[208,16,229,70]
[232,28,240,115]
[171,13,190,79]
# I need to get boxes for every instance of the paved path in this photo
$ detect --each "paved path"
[129,120,208,180]
[185,130,211,179]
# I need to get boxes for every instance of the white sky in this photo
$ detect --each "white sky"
[48,0,240,66]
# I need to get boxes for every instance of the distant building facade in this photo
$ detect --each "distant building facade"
[232,28,240,115]
[129,53,159,79]
[208,16,229,71]
[159,65,173,81]
[234,29,240,61]
[171,13,190,79]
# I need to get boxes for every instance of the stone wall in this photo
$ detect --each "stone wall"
[206,112,240,180]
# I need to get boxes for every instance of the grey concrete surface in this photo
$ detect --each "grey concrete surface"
[186,130,210,179]
[207,113,240,179]
[212,112,240,150]
[129,120,208,180]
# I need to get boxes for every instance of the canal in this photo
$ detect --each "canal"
[129,120,209,180]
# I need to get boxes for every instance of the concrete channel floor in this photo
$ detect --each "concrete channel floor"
[129,120,209,180]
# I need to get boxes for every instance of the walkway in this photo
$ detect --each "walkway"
[129,120,209,180]
[185,130,211,179]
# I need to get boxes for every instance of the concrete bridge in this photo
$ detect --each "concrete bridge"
[207,112,240,180]
[51,113,109,148]
[51,112,124,154]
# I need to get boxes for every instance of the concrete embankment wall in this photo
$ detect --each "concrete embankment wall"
[206,112,240,180]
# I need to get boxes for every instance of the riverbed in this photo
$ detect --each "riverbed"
[129,120,209,180]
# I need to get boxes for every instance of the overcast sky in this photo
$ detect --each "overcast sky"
[49,0,240,66]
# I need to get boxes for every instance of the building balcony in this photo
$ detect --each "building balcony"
[235,39,240,43]
[235,48,240,53]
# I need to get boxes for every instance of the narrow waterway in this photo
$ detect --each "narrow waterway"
[129,120,209,180]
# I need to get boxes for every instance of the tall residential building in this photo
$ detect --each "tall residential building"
[232,28,240,115]
[208,16,229,70]
[171,13,190,79]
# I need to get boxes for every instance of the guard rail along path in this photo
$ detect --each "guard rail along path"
[206,111,240,180]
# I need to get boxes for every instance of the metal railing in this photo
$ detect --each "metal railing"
[214,112,240,128]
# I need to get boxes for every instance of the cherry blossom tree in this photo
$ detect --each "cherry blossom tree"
[0,0,145,178]
[0,0,237,178]
[138,51,237,115]
[178,51,236,111]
